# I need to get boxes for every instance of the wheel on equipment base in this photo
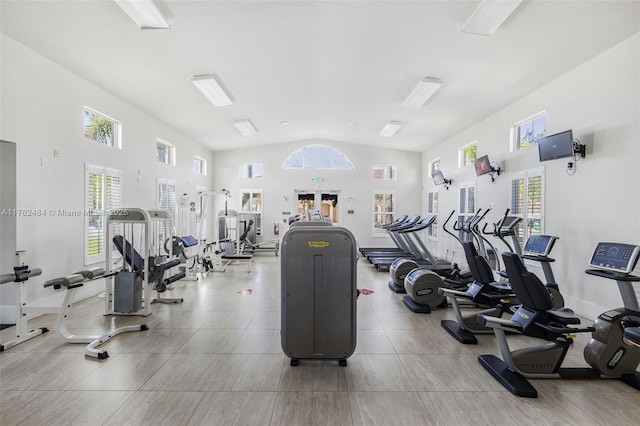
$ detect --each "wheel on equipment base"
[339,359,347,367]
[290,358,299,366]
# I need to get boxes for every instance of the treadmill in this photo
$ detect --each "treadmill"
[370,215,456,273]
[363,215,421,262]
[359,214,410,256]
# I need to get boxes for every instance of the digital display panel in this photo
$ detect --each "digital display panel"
[589,242,640,274]
[523,235,556,256]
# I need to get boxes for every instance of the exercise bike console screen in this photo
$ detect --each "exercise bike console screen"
[588,242,640,274]
[523,235,557,256]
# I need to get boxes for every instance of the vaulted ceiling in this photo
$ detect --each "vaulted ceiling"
[2,1,638,152]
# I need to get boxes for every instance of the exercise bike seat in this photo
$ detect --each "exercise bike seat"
[547,308,580,325]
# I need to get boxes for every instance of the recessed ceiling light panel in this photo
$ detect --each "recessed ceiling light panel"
[234,119,258,136]
[114,0,170,30]
[462,0,523,36]
[379,121,402,137]
[191,74,233,107]
[402,77,443,108]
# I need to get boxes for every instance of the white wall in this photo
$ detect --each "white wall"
[0,141,18,321]
[0,35,214,320]
[422,34,640,319]
[209,139,422,248]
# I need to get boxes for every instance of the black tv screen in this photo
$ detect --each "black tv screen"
[538,130,574,162]
[474,155,492,176]
[432,170,445,185]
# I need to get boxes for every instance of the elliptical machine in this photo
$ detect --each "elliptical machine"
[388,212,469,294]
[483,208,566,308]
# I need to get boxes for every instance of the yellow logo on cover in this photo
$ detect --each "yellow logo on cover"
[308,241,330,248]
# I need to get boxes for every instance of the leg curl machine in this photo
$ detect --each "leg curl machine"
[43,267,149,359]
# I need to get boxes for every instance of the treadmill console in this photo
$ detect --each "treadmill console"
[523,235,557,257]
[499,216,522,233]
[588,242,640,274]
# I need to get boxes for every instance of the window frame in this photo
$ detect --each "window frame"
[426,190,438,238]
[457,183,476,243]
[83,106,122,149]
[373,190,396,237]
[372,165,397,180]
[458,142,477,168]
[509,167,545,247]
[194,156,207,176]
[240,163,265,178]
[240,189,263,213]
[156,178,177,250]
[156,138,176,166]
[427,158,441,177]
[510,111,547,152]
[84,164,122,265]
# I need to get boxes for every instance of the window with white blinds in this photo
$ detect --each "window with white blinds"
[195,185,207,238]
[458,185,476,242]
[373,191,395,235]
[427,191,438,237]
[510,168,544,247]
[85,164,121,264]
[156,178,177,250]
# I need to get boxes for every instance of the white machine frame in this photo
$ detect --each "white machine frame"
[105,208,152,316]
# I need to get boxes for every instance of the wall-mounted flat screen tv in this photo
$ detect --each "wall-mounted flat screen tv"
[538,130,574,162]
[474,155,492,176]
[432,170,445,185]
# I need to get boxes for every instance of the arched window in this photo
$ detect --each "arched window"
[281,144,354,170]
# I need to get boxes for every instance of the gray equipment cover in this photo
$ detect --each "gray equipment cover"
[281,226,357,362]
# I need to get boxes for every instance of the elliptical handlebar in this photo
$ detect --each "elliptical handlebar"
[444,210,463,244]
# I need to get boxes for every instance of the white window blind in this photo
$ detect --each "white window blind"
[373,191,395,235]
[458,184,476,242]
[427,191,438,237]
[85,164,121,264]
[156,178,176,250]
[510,168,544,246]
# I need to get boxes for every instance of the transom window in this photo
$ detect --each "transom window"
[84,106,121,149]
[511,112,547,151]
[458,142,477,168]
[282,144,354,169]
[428,158,441,177]
[373,165,397,180]
[240,163,264,178]
[156,139,176,165]
[194,156,207,176]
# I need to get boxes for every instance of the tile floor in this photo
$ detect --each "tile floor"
[1,254,639,425]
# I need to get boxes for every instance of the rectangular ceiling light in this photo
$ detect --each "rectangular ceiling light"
[379,121,402,137]
[114,0,170,30]
[234,120,258,136]
[191,74,233,107]
[402,77,443,108]
[462,0,523,36]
